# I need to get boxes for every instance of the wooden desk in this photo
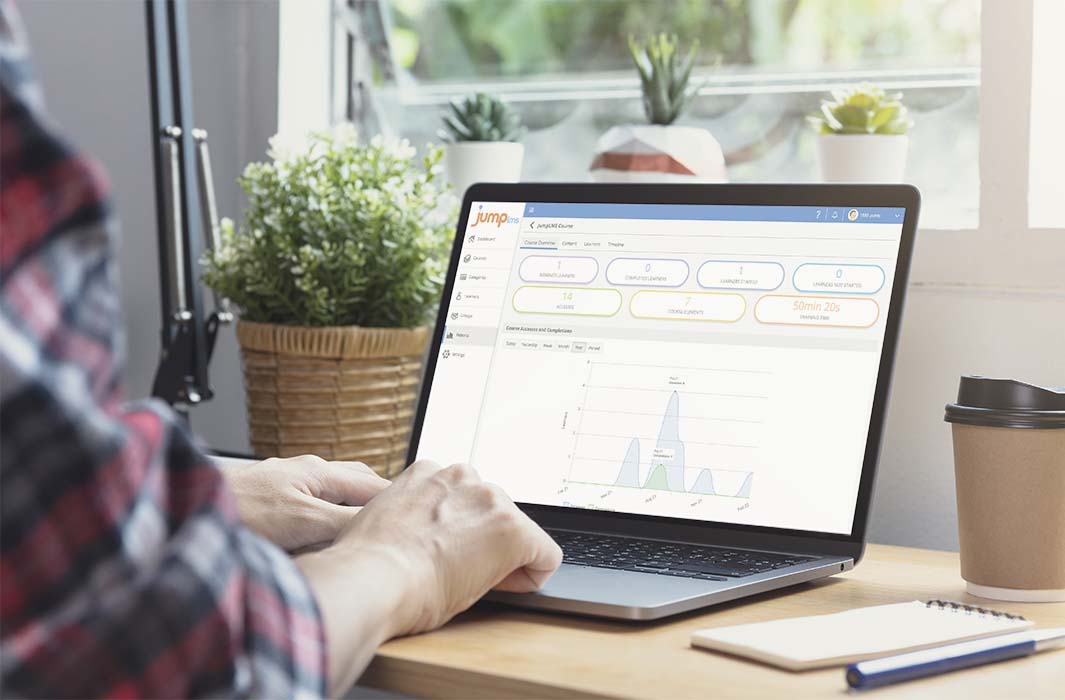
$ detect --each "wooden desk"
[360,544,1065,699]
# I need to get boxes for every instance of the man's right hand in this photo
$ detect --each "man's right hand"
[332,459,563,636]
[294,459,562,693]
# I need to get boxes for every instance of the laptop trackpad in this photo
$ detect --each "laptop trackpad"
[494,563,723,608]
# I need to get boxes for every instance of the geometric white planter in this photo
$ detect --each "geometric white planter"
[444,141,524,198]
[817,133,908,183]
[590,124,727,183]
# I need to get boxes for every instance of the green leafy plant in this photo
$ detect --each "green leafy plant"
[809,83,913,135]
[202,126,453,328]
[629,33,701,125]
[439,92,526,142]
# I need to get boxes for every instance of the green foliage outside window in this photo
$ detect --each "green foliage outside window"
[388,0,979,82]
[203,126,454,328]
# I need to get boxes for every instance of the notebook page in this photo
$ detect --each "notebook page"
[690,601,1033,670]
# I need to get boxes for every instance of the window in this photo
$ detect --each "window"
[338,0,980,229]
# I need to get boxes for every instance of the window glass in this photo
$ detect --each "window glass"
[362,0,980,228]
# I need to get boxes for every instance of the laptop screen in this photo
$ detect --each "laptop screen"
[414,200,906,535]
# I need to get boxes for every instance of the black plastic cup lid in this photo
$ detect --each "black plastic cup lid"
[944,376,1065,429]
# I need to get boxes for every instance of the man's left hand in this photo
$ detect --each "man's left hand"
[220,455,389,551]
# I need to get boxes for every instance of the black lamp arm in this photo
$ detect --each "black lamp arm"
[145,0,230,412]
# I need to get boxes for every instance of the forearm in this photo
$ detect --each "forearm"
[296,544,416,696]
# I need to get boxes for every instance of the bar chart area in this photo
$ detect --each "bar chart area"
[566,361,769,503]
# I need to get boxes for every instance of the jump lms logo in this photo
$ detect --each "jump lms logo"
[470,204,518,228]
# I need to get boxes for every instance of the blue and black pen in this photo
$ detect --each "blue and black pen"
[846,628,1065,691]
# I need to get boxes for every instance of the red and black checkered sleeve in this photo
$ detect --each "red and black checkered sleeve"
[0,4,327,697]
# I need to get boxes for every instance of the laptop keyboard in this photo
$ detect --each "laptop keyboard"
[549,530,816,580]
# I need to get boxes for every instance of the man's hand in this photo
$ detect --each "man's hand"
[296,459,563,693]
[336,460,563,634]
[221,455,389,551]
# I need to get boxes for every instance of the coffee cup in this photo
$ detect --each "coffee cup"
[944,376,1065,601]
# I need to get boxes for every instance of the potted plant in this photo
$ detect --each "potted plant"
[809,83,913,183]
[590,33,726,183]
[203,125,452,477]
[439,92,526,197]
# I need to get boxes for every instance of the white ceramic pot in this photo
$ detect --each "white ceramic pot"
[444,141,524,197]
[590,124,727,183]
[817,134,908,183]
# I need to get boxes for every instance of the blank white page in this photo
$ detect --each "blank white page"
[690,600,1032,670]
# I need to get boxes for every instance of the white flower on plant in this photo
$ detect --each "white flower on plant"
[331,122,359,145]
[219,217,236,238]
[394,138,417,160]
[267,131,309,163]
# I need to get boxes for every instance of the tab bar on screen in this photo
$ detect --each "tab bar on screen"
[521,202,905,224]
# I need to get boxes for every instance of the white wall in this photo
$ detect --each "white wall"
[869,283,1064,550]
[18,1,1063,552]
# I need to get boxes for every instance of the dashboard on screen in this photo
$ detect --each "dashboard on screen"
[415,201,905,535]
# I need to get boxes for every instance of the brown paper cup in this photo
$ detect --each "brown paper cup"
[951,424,1065,601]
[945,376,1065,602]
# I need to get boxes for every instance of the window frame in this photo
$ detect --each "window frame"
[908,0,1064,293]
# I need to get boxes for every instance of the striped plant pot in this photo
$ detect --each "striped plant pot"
[235,320,429,478]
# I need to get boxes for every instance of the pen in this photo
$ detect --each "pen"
[845,628,1065,690]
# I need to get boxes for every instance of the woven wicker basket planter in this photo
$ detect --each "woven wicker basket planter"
[236,320,430,478]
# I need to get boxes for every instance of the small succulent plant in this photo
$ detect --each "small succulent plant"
[439,92,526,142]
[809,83,913,135]
[629,33,701,126]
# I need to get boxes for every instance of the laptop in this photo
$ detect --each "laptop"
[409,183,919,620]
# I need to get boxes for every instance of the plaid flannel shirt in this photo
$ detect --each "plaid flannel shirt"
[0,4,327,697]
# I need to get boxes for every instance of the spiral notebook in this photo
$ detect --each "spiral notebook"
[690,600,1033,671]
